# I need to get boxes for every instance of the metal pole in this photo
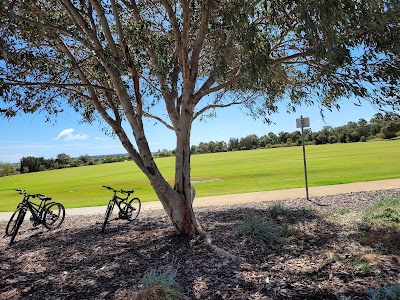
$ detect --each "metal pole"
[301,122,310,201]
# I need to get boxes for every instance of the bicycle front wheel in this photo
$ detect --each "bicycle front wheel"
[101,203,114,233]
[43,202,65,230]
[8,208,26,244]
[6,208,22,236]
[125,198,141,221]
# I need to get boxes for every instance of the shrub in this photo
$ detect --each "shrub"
[268,202,314,219]
[237,216,287,246]
[268,202,287,218]
[142,268,181,291]
[133,268,185,300]
[364,199,400,224]
[350,259,373,276]
[337,207,351,215]
[134,284,185,300]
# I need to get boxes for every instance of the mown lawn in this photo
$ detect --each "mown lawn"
[0,139,399,211]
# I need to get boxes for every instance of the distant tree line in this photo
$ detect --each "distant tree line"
[185,112,400,155]
[17,153,129,174]
[0,162,17,177]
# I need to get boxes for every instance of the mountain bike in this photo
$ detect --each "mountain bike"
[6,189,65,244]
[101,185,141,233]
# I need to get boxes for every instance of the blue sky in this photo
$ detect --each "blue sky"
[0,98,382,163]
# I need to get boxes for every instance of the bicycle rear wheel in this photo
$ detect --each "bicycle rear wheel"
[43,202,65,230]
[125,198,141,221]
[101,202,114,233]
[8,208,26,244]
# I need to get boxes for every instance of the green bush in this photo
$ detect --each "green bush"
[134,285,185,300]
[350,259,373,276]
[268,202,287,218]
[337,207,351,215]
[134,268,185,300]
[364,199,400,224]
[268,202,314,219]
[142,268,181,291]
[237,216,287,246]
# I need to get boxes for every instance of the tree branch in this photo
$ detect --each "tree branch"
[4,80,114,92]
[143,112,175,130]
[268,48,315,66]
[194,101,242,120]
[193,75,241,104]
[123,0,179,128]
[180,0,190,84]
[60,0,105,61]
[110,0,143,117]
[193,74,216,103]
[189,0,211,85]
[88,0,118,55]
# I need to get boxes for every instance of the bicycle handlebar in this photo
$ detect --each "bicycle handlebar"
[102,185,134,194]
[14,189,52,200]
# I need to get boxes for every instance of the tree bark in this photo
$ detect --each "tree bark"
[115,106,200,236]
[170,102,200,235]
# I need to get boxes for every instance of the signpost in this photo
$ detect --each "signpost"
[296,116,310,201]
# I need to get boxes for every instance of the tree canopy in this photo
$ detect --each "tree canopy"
[1,0,399,238]
[1,0,399,119]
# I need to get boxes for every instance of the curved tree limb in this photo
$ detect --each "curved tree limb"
[143,112,175,131]
[3,80,115,92]
[194,101,243,120]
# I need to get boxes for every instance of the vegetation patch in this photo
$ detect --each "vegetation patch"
[267,202,314,221]
[350,259,374,276]
[364,198,400,224]
[237,215,290,246]
[337,207,351,215]
[133,268,185,300]
[355,198,400,250]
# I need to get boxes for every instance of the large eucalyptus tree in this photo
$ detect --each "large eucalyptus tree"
[1,0,399,237]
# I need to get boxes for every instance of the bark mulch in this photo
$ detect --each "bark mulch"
[1,189,400,300]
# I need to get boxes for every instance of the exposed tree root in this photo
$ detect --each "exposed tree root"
[143,218,172,228]
[200,230,243,263]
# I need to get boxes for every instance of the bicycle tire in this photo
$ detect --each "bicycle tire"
[9,209,26,244]
[125,198,141,221]
[43,202,65,230]
[5,208,22,236]
[101,203,114,233]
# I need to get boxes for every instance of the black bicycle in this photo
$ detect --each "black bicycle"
[101,186,141,232]
[6,189,65,244]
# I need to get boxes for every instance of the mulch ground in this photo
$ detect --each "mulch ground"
[1,189,400,300]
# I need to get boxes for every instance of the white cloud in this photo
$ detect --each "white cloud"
[54,128,89,141]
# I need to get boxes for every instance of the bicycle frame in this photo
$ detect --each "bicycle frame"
[112,193,130,210]
[17,192,51,224]
[25,198,44,224]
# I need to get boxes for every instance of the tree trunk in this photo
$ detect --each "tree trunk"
[117,109,200,236]
[170,106,200,236]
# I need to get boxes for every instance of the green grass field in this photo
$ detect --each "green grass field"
[0,140,399,211]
